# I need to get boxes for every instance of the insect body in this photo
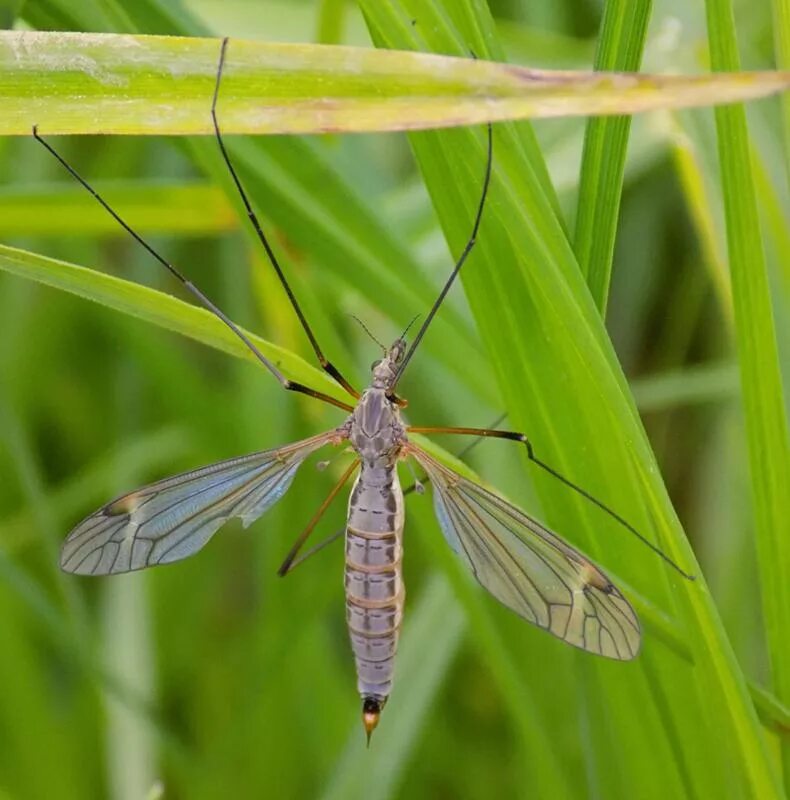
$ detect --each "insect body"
[39,37,691,743]
[344,342,409,738]
[58,330,641,737]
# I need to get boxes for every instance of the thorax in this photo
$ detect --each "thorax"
[347,388,406,466]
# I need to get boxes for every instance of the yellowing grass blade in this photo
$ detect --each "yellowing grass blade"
[0,30,788,136]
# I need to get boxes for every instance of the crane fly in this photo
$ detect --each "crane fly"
[35,38,692,742]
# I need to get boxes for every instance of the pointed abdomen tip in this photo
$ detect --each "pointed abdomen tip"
[362,696,384,744]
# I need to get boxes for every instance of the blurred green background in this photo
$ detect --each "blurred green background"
[1,0,789,798]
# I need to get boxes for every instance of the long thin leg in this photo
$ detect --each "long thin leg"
[277,458,358,577]
[32,128,353,413]
[402,412,507,496]
[280,526,345,576]
[389,122,493,394]
[212,38,360,400]
[407,424,695,580]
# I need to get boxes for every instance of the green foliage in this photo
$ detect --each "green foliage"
[574,0,652,311]
[706,0,790,784]
[0,0,788,798]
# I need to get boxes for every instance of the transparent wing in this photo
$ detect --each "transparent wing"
[410,446,640,660]
[61,431,337,576]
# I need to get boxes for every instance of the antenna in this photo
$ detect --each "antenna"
[400,313,420,340]
[349,314,385,350]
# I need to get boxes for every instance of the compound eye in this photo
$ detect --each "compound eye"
[371,359,382,371]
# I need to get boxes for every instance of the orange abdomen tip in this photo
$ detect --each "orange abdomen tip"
[362,696,384,745]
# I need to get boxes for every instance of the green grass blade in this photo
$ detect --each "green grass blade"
[315,0,348,45]
[705,0,790,787]
[363,1,782,795]
[773,0,790,181]
[752,147,790,301]
[630,360,738,411]
[668,113,734,321]
[0,0,22,28]
[751,680,790,733]
[0,242,344,400]
[102,578,157,800]
[574,0,652,312]
[0,180,236,236]
[1,31,789,136]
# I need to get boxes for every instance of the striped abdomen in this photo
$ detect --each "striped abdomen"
[344,462,404,734]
